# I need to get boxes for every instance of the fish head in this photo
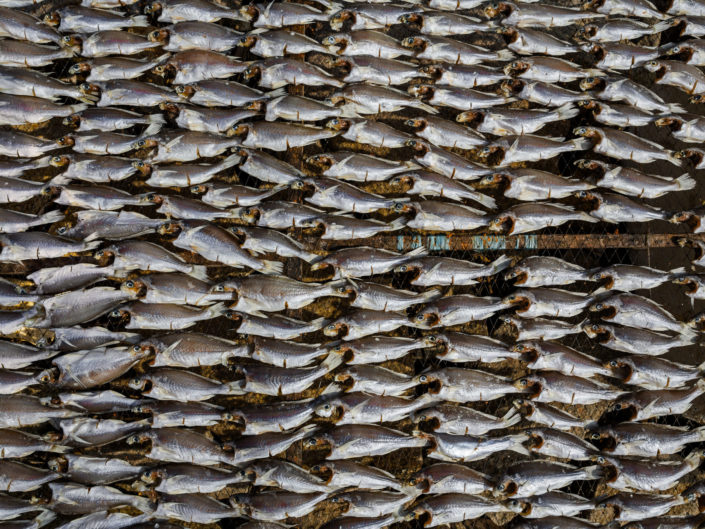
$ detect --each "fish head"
[140,192,163,206]
[504,60,529,77]
[69,62,91,75]
[39,394,62,407]
[330,10,354,31]
[152,62,174,79]
[126,432,151,445]
[140,468,164,485]
[513,376,540,398]
[309,463,332,482]
[290,178,312,191]
[335,281,357,299]
[691,94,705,104]
[236,206,260,225]
[243,63,261,81]
[314,401,342,420]
[643,60,662,73]
[405,139,429,154]
[399,13,423,26]
[456,110,483,127]
[144,1,163,15]
[413,372,442,394]
[393,261,420,277]
[327,343,353,363]
[400,36,426,50]
[160,101,180,116]
[488,215,512,234]
[674,148,703,166]
[477,144,501,159]
[654,116,681,128]
[577,99,598,112]
[303,434,330,451]
[157,221,182,236]
[392,201,414,214]
[60,34,82,50]
[412,408,441,431]
[239,4,259,20]
[502,292,530,312]
[132,160,152,177]
[503,265,526,284]
[500,79,523,96]
[323,321,348,338]
[407,85,434,101]
[418,64,443,79]
[390,173,415,188]
[190,184,209,195]
[37,368,57,384]
[47,456,67,473]
[322,34,345,54]
[148,28,169,43]
[673,276,698,294]
[133,138,158,151]
[93,247,114,262]
[328,494,351,513]
[577,24,598,40]
[120,279,147,299]
[238,34,257,48]
[602,400,636,424]
[407,473,430,494]
[174,84,195,100]
[573,189,599,203]
[404,117,427,130]
[580,42,602,56]
[43,11,60,26]
[572,126,599,139]
[588,300,615,318]
[587,428,616,452]
[306,153,335,170]
[49,154,71,169]
[689,312,705,328]
[228,123,251,138]
[210,282,235,294]
[62,114,80,129]
[422,333,447,351]
[605,358,631,381]
[484,1,511,18]
[510,342,538,362]
[56,135,75,148]
[512,398,534,417]
[325,118,351,132]
[128,375,149,392]
[493,479,518,497]
[411,310,440,329]
[109,308,130,325]
[223,310,244,327]
[505,498,530,515]
[579,76,603,91]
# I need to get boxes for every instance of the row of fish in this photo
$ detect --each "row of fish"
[1,0,705,528]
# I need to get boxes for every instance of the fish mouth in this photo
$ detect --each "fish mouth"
[674,277,698,294]
[507,296,530,312]
[504,269,526,284]
[334,373,354,390]
[526,433,544,450]
[518,349,539,363]
[414,312,440,329]
[600,403,636,425]
[497,481,518,497]
[417,416,441,432]
[489,216,513,234]
[591,434,616,452]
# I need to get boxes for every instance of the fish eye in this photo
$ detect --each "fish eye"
[590,433,601,440]
[323,404,331,411]
[399,265,408,272]
[337,285,347,293]
[585,77,594,83]
[306,437,318,446]
[427,335,437,342]
[137,140,146,147]
[214,285,226,292]
[497,483,505,491]
[51,156,62,163]
[415,314,425,321]
[80,83,91,91]
[61,35,72,43]
[511,61,519,68]
[132,344,141,352]
[518,378,528,386]
[609,360,618,367]
[418,374,428,382]
[57,226,67,234]
[594,303,603,310]
[125,280,134,288]
[597,456,606,464]
[325,324,337,331]
[136,161,145,167]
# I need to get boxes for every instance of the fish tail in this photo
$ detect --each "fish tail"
[686,449,705,469]
[338,103,361,118]
[489,254,513,274]
[150,53,171,68]
[668,102,687,114]
[473,191,497,210]
[219,152,243,171]
[133,495,156,513]
[579,211,599,223]
[83,239,103,252]
[411,429,435,448]
[419,287,444,304]
[260,259,284,275]
[405,246,428,258]
[34,510,56,528]
[48,443,71,453]
[570,137,593,151]
[496,49,515,61]
[508,434,531,455]
[143,120,164,137]
[554,102,579,121]
[68,102,89,114]
[417,102,440,115]
[130,14,150,27]
[386,217,409,232]
[186,265,209,281]
[37,209,65,226]
[500,407,521,427]
[307,317,329,332]
[675,173,696,190]
[582,464,605,480]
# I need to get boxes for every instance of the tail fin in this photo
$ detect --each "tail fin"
[471,191,497,210]
[418,102,440,115]
[675,173,696,191]
[686,449,705,469]
[68,103,88,114]
[554,103,579,121]
[187,265,209,281]
[405,246,428,258]
[489,254,513,274]
[508,434,531,456]
[418,287,443,304]
[579,211,600,223]
[144,119,164,137]
[307,317,329,332]
[37,210,65,226]
[385,217,408,232]
[339,103,361,118]
[149,52,171,68]
[582,464,605,480]
[571,137,593,151]
[496,49,514,61]
[260,259,284,275]
[133,495,155,514]
[34,510,56,528]
[500,408,522,428]
[130,14,150,27]
[219,152,242,170]
[669,102,687,114]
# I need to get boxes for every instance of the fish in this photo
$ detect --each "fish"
[228,400,316,435]
[582,42,660,70]
[44,482,151,515]
[44,5,149,32]
[141,464,248,494]
[226,311,328,340]
[229,491,327,521]
[229,121,337,151]
[323,30,411,59]
[301,214,406,241]
[69,30,160,57]
[522,427,599,461]
[245,1,329,27]
[411,494,510,527]
[579,18,672,42]
[308,424,426,459]
[396,255,511,287]
[485,1,605,27]
[90,79,180,108]
[479,135,590,166]
[152,21,242,52]
[507,492,595,519]
[407,140,491,181]
[313,461,403,491]
[603,380,705,422]
[407,116,487,151]
[505,256,591,287]
[245,460,330,494]
[512,340,611,379]
[594,451,705,492]
[72,55,170,82]
[231,226,319,263]
[47,454,145,485]
[489,203,597,235]
[0,429,68,459]
[311,246,427,279]
[128,427,231,466]
[575,126,682,166]
[459,104,578,136]
[244,58,344,89]
[590,292,693,334]
[416,367,521,402]
[325,308,409,341]
[294,177,408,214]
[501,79,591,107]
[308,151,420,183]
[328,335,426,365]
[63,107,164,134]
[504,288,594,319]
[406,200,489,231]
[333,4,422,30]
[583,322,699,355]
[499,27,577,55]
[330,490,415,518]
[505,57,602,83]
[50,154,143,184]
[111,301,225,331]
[425,332,518,364]
[589,422,705,457]
[410,463,492,495]
[410,84,516,112]
[418,431,528,462]
[580,76,684,113]
[0,209,63,234]
[317,392,435,425]
[578,100,655,128]
[334,365,417,396]
[0,40,72,68]
[401,12,492,36]
[43,390,139,413]
[0,94,86,126]
[145,0,247,23]
[576,190,668,223]
[515,371,626,405]
[495,460,603,497]
[645,60,705,95]
[500,315,586,341]
[151,494,238,524]
[606,355,705,390]
[335,56,430,86]
[421,63,508,88]
[402,35,513,64]
[394,171,494,206]
[0,461,59,492]
[135,400,227,428]
[157,50,249,85]
[512,399,590,430]
[332,83,437,114]
[596,492,686,521]
[233,355,342,396]
[412,294,508,329]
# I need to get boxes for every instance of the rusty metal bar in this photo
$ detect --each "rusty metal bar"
[302,232,705,252]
